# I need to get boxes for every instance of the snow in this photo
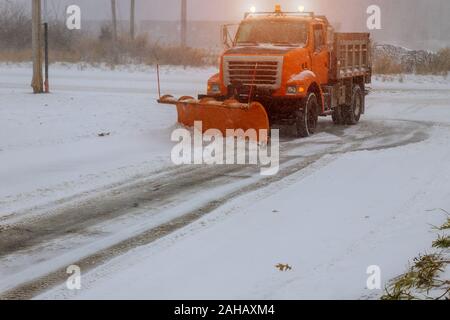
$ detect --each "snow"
[372,74,450,91]
[1,63,450,299]
[39,127,450,299]
[0,63,215,216]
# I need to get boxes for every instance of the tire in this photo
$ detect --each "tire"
[343,86,363,125]
[332,106,345,125]
[296,93,319,138]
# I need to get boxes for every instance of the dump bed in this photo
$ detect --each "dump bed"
[330,33,371,82]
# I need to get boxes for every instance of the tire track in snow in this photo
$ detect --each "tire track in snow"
[0,119,431,299]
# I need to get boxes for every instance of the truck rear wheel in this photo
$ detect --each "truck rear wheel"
[332,106,345,125]
[344,86,363,125]
[296,92,319,138]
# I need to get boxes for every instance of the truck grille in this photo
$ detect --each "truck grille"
[223,56,284,89]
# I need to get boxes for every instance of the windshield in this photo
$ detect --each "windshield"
[235,20,308,47]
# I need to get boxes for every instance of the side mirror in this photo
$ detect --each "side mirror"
[221,25,232,49]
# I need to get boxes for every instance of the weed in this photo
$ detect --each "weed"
[439,218,450,230]
[381,254,447,300]
[432,235,450,249]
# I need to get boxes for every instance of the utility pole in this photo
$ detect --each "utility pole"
[43,0,49,93]
[181,0,187,48]
[31,0,43,93]
[130,0,135,40]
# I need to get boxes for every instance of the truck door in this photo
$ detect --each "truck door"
[311,24,329,84]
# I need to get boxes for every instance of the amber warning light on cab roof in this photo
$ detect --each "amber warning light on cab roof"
[244,5,315,19]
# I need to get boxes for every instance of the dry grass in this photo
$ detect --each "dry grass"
[432,235,450,249]
[416,48,450,76]
[373,47,450,75]
[0,49,85,64]
[0,50,32,62]
[440,218,450,231]
[0,38,218,67]
[373,53,403,75]
[382,254,448,300]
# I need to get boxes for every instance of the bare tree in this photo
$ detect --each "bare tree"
[49,0,62,21]
[31,0,43,93]
[130,0,135,39]
[181,0,187,47]
[111,0,117,43]
[110,0,119,64]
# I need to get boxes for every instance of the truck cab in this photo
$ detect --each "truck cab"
[204,6,372,137]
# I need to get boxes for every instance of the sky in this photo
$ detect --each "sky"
[10,0,450,50]
[14,0,450,23]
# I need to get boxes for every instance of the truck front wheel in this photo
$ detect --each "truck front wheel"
[296,92,319,138]
[344,86,363,125]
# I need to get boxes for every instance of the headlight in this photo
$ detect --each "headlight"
[208,83,221,95]
[286,85,305,95]
[287,86,298,94]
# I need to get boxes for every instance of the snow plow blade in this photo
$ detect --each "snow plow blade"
[157,95,270,142]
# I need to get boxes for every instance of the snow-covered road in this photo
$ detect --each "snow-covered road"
[0,64,449,299]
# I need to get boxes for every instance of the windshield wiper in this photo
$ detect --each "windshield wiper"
[236,41,258,46]
[236,41,301,47]
[272,42,299,47]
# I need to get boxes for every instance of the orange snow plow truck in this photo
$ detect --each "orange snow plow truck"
[158,6,372,141]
